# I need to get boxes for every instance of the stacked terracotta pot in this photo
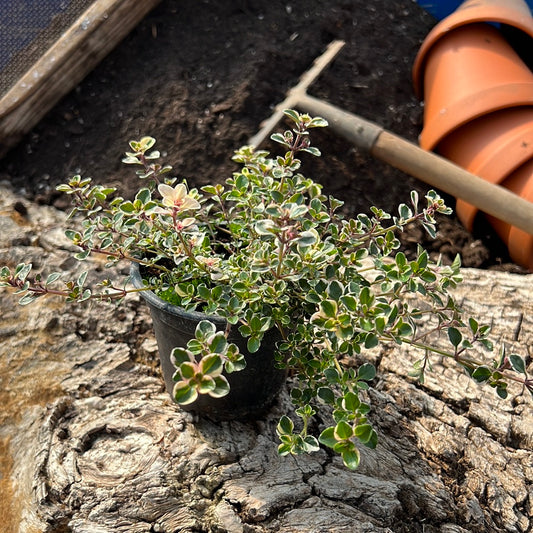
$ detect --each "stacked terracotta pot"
[413,0,533,270]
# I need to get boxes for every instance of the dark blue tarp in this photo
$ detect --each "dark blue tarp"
[417,0,533,21]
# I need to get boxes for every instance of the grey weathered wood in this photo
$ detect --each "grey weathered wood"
[0,184,531,533]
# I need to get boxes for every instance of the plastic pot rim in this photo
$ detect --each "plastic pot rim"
[129,261,227,327]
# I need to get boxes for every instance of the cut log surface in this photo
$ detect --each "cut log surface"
[0,184,531,533]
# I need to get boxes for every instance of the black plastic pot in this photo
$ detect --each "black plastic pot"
[130,262,286,420]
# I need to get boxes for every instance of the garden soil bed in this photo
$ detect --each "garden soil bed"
[0,0,527,272]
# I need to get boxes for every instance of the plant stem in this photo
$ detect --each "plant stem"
[402,338,527,386]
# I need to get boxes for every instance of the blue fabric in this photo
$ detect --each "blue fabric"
[416,0,533,20]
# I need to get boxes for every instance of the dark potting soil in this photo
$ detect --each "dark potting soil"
[0,0,526,273]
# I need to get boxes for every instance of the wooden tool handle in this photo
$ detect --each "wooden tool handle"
[298,93,533,235]
[248,41,345,148]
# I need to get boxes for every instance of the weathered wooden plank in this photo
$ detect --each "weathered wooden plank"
[0,0,161,158]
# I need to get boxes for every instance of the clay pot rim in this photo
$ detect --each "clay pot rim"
[413,2,533,99]
[504,159,533,269]
[457,151,533,232]
[420,87,533,151]
[460,157,533,246]
[485,158,533,269]
[438,107,533,174]
[454,110,533,231]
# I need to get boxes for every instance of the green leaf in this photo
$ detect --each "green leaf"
[342,391,360,412]
[308,116,328,128]
[327,280,343,300]
[208,376,230,398]
[340,295,358,312]
[472,366,492,383]
[447,327,462,348]
[357,363,376,381]
[354,424,374,444]
[173,382,198,405]
[0,266,11,279]
[270,132,287,146]
[197,376,216,394]
[195,320,217,341]
[334,420,353,440]
[283,109,300,123]
[202,185,218,195]
[80,289,91,301]
[420,271,437,283]
[398,204,413,220]
[364,333,379,349]
[417,250,429,269]
[74,250,90,261]
[235,174,249,190]
[179,362,196,380]
[15,263,32,282]
[208,332,227,354]
[319,299,338,319]
[422,222,437,239]
[324,367,340,384]
[171,347,192,366]
[296,230,318,247]
[122,156,140,165]
[119,201,135,213]
[302,436,320,452]
[136,188,151,204]
[509,354,526,375]
[77,271,88,287]
[255,219,277,236]
[278,442,293,456]
[359,286,374,307]
[277,415,294,436]
[395,252,407,269]
[410,190,419,209]
[302,146,321,157]
[341,448,360,470]
[247,336,261,353]
[199,354,223,376]
[317,387,335,404]
[375,316,386,335]
[468,317,479,334]
[45,272,61,285]
[365,429,378,449]
[496,384,508,399]
[145,150,160,160]
[19,293,39,305]
[318,427,337,448]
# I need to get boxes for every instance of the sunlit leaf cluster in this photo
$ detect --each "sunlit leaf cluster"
[1,110,531,468]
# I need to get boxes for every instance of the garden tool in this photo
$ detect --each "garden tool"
[249,40,533,237]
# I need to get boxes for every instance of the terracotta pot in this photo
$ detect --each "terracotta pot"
[436,107,533,230]
[130,263,287,420]
[413,0,533,100]
[486,158,533,270]
[414,22,533,150]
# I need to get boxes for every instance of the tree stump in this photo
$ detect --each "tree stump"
[1,184,531,533]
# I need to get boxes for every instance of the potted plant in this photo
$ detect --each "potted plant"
[1,110,531,469]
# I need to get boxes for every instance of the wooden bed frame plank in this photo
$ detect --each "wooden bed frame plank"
[0,0,161,158]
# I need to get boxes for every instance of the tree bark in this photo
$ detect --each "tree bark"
[1,184,531,533]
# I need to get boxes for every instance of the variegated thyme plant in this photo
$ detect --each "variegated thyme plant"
[2,110,531,469]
